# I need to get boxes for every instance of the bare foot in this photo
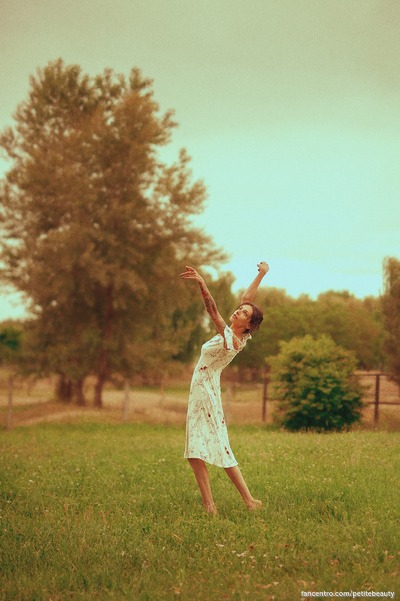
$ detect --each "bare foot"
[247,499,262,511]
[204,502,218,516]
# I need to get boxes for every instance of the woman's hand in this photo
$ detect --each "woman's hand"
[180,266,205,284]
[257,261,269,275]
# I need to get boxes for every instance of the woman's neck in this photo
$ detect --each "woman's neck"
[231,324,247,339]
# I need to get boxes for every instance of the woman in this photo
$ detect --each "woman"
[180,261,269,514]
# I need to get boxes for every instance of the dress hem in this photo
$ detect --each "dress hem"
[184,453,238,469]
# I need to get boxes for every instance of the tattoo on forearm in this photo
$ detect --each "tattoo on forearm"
[199,282,218,318]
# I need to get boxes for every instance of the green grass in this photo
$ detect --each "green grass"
[0,425,399,601]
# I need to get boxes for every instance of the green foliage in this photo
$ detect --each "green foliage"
[0,325,21,353]
[382,256,400,383]
[1,424,398,600]
[316,291,385,370]
[0,59,225,404]
[236,288,384,378]
[0,322,22,364]
[270,335,364,432]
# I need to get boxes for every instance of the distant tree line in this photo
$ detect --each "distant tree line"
[1,60,399,407]
[234,287,385,378]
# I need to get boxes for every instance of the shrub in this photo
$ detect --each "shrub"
[270,335,364,432]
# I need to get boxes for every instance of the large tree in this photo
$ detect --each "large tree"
[0,60,224,405]
[382,257,400,382]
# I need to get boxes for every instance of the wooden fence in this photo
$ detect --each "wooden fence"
[261,370,400,426]
[356,371,400,426]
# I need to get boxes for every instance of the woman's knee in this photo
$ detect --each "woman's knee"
[188,457,206,471]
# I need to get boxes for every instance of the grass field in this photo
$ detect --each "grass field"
[0,424,399,601]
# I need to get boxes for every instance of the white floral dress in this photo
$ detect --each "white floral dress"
[184,325,250,468]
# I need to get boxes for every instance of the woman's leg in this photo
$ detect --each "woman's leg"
[187,458,217,514]
[224,465,262,510]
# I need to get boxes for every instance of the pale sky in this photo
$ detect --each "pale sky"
[1,0,399,319]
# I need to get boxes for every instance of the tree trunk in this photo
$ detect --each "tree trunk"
[56,374,73,403]
[73,378,86,406]
[94,373,106,408]
[6,375,13,431]
[94,284,114,409]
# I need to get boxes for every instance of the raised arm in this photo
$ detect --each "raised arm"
[240,261,269,304]
[180,266,226,336]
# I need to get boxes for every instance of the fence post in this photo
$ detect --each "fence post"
[123,381,130,422]
[262,366,269,422]
[7,375,13,431]
[374,373,380,426]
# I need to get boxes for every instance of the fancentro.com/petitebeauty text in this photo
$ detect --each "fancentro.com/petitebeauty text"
[301,592,395,599]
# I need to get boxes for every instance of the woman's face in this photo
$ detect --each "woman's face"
[230,304,253,330]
